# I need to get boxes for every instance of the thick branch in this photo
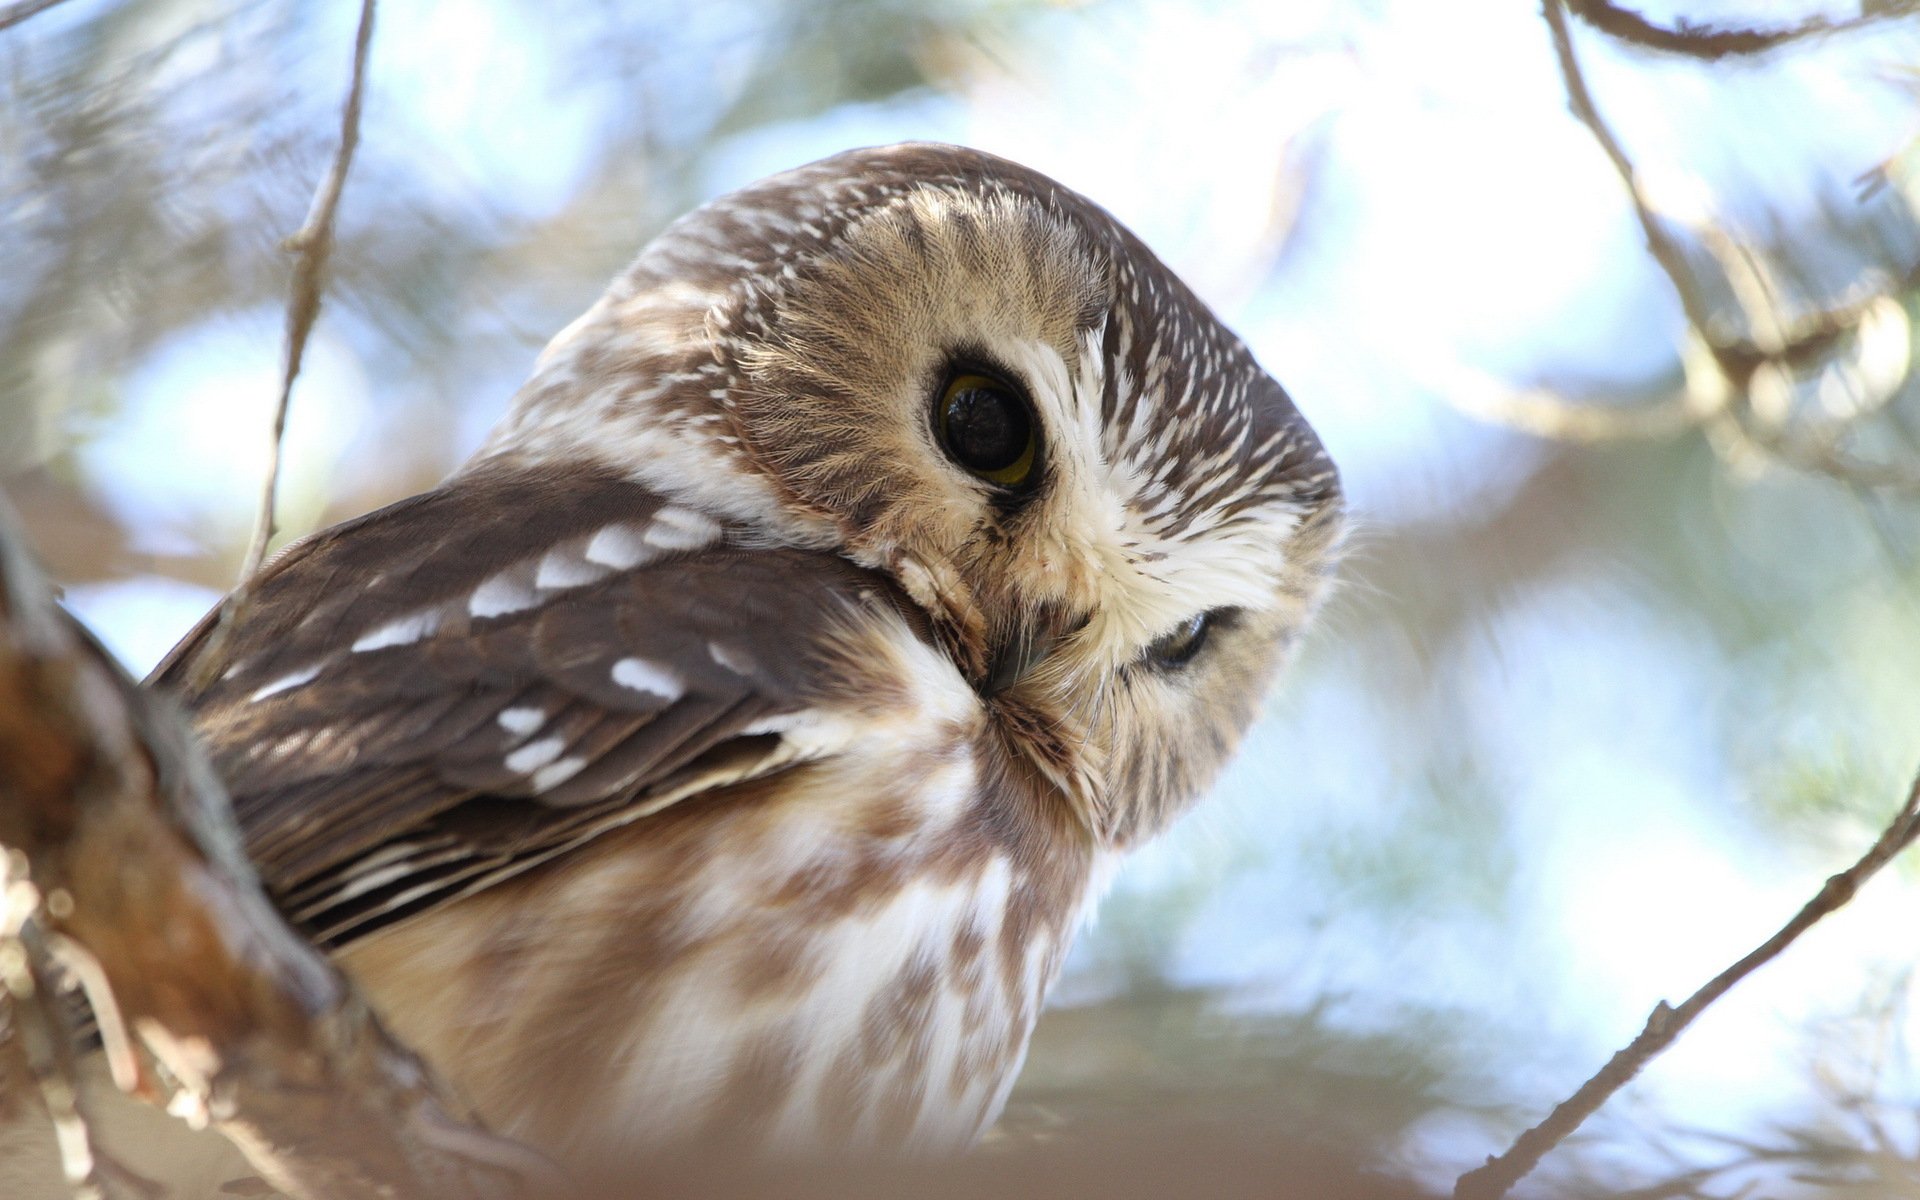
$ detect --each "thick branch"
[0,498,556,1200]
[1454,767,1920,1200]
[1566,0,1920,61]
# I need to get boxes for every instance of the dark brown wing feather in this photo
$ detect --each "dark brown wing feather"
[151,463,888,948]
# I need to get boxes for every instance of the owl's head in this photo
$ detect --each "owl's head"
[487,143,1342,845]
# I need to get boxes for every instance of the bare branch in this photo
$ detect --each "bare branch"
[0,0,74,34]
[1454,767,1920,1200]
[1567,0,1920,61]
[1448,386,1696,441]
[1545,1,1723,340]
[193,0,376,690]
[0,497,560,1200]
[1719,409,1920,490]
[246,0,377,584]
[1,886,108,1199]
[1525,0,1920,492]
[1434,358,1704,442]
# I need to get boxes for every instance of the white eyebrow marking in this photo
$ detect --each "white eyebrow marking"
[531,756,588,792]
[497,707,545,736]
[611,657,684,701]
[707,641,753,675]
[584,524,655,570]
[505,737,566,774]
[352,609,441,652]
[535,547,609,590]
[642,506,721,551]
[470,572,541,619]
[251,664,322,701]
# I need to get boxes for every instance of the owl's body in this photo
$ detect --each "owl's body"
[343,675,1102,1154]
[151,143,1341,1163]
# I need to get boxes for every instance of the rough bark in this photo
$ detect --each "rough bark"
[0,498,556,1200]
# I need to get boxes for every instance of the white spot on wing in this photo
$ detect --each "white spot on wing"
[352,609,441,652]
[253,731,310,761]
[471,572,541,619]
[531,756,588,792]
[251,664,321,701]
[707,641,753,675]
[327,861,417,904]
[612,657,683,701]
[643,506,721,551]
[584,524,655,570]
[536,547,610,590]
[737,712,798,737]
[505,737,565,774]
[497,707,545,736]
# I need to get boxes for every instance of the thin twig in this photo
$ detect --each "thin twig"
[1435,0,1738,451]
[1436,360,1698,443]
[1533,0,1920,493]
[1728,417,1920,492]
[1455,767,1920,1200]
[0,0,74,34]
[1566,0,1920,62]
[191,0,375,689]
[1545,0,1718,340]
[246,0,375,582]
[1,869,109,1200]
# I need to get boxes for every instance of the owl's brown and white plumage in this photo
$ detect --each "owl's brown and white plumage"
[151,144,1342,1162]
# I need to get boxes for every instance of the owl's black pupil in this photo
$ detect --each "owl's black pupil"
[943,385,1029,471]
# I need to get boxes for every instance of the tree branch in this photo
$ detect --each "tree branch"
[1454,766,1920,1200]
[1565,1,1920,61]
[193,0,376,689]
[1432,359,1703,443]
[0,0,75,34]
[247,0,376,584]
[1511,0,1920,492]
[0,497,559,1199]
[1545,1,1728,342]
[1,898,109,1199]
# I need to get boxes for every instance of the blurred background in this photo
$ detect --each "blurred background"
[5,0,1920,1195]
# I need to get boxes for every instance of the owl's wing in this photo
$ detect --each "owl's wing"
[151,465,906,949]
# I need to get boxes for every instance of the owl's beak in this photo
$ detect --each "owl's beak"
[984,631,1053,697]
[984,610,1088,698]
[877,549,1072,699]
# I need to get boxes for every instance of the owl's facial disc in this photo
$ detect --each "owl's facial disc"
[493,142,1343,841]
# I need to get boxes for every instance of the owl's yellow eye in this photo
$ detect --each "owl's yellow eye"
[936,372,1037,489]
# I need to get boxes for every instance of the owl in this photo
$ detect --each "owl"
[150,143,1342,1164]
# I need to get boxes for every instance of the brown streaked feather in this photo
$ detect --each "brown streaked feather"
[149,463,905,947]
